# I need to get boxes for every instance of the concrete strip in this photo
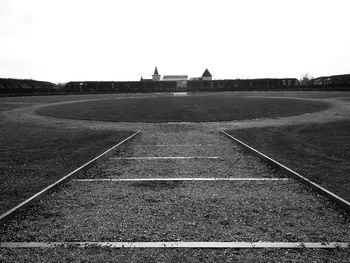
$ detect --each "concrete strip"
[167,122,193,124]
[73,178,291,182]
[1,242,348,249]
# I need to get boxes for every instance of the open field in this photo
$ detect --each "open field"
[1,91,350,262]
[228,120,350,202]
[37,95,328,122]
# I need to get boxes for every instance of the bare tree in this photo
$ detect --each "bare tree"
[300,73,313,85]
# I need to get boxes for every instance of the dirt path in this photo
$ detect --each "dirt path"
[1,95,350,133]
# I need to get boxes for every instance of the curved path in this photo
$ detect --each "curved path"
[1,95,350,132]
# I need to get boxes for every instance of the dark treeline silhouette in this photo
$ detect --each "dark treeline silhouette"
[1,75,350,96]
[64,79,301,93]
[65,81,177,93]
[0,78,58,96]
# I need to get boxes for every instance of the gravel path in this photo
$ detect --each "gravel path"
[83,129,283,179]
[2,126,349,245]
[2,247,350,263]
[2,180,349,243]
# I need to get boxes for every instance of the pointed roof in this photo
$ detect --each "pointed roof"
[154,67,159,75]
[202,68,212,77]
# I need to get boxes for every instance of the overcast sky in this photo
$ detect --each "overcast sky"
[0,0,349,83]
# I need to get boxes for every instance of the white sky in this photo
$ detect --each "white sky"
[0,0,349,83]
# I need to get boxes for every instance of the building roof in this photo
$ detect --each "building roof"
[141,78,153,82]
[202,69,212,77]
[154,67,159,75]
[163,75,188,81]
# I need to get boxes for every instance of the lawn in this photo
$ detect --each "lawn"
[37,95,329,122]
[227,121,350,202]
[0,119,134,214]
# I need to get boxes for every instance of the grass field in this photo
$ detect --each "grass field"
[37,95,329,122]
[227,120,350,202]
[0,118,133,214]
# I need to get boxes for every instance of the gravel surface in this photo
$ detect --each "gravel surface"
[1,181,349,242]
[82,130,284,179]
[1,129,349,245]
[1,247,350,263]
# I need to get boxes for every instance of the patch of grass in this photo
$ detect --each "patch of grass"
[0,120,134,214]
[227,121,350,201]
[37,95,329,122]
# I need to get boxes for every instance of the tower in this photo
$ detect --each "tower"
[152,67,161,81]
[202,68,212,81]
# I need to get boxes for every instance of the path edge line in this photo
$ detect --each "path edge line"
[0,131,140,225]
[220,130,350,214]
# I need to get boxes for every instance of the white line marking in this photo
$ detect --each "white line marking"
[173,92,188,96]
[1,242,348,249]
[73,178,291,182]
[167,122,192,124]
[156,144,213,147]
[111,156,221,160]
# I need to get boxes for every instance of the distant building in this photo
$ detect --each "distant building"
[141,67,212,82]
[140,77,153,82]
[162,75,188,89]
[189,69,212,81]
[140,67,212,89]
[201,68,212,81]
[152,67,161,81]
[162,75,188,81]
[308,74,350,86]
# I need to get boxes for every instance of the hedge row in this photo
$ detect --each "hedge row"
[0,78,58,94]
